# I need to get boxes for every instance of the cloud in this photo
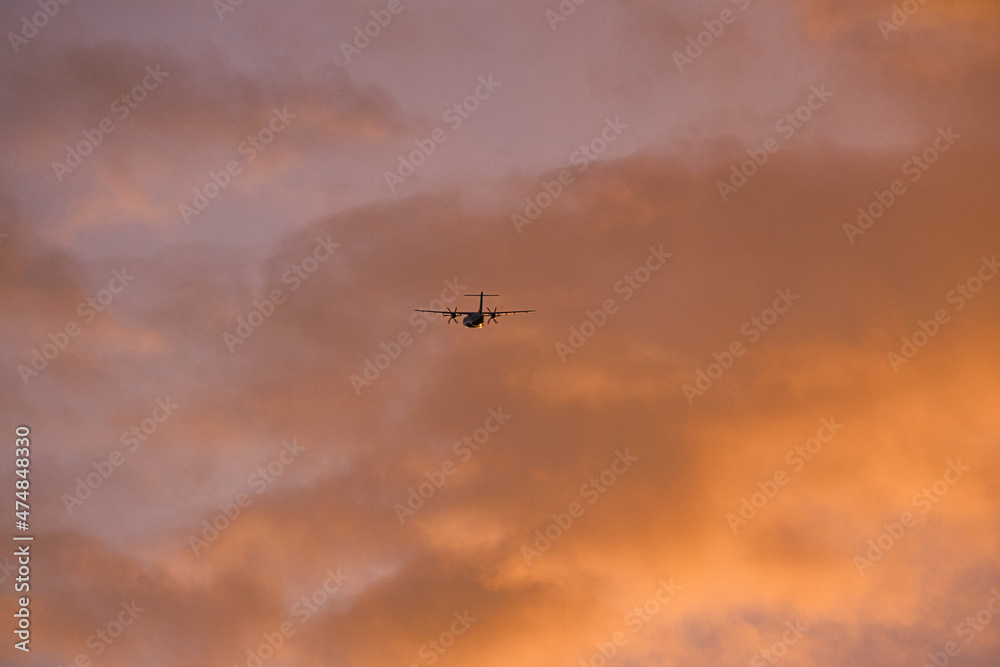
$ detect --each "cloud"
[4,1,1000,665]
[0,39,416,242]
[8,128,997,662]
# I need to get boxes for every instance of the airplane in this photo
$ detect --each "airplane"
[415,292,535,328]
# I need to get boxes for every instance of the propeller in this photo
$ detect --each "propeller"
[487,308,499,324]
[446,308,459,324]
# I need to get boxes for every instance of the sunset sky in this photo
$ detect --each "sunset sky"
[2,0,1000,665]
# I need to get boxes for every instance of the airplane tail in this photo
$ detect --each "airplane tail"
[466,293,499,313]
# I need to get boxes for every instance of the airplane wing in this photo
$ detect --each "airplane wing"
[487,310,535,316]
[413,309,476,316]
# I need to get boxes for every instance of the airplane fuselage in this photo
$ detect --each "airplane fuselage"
[414,291,533,328]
